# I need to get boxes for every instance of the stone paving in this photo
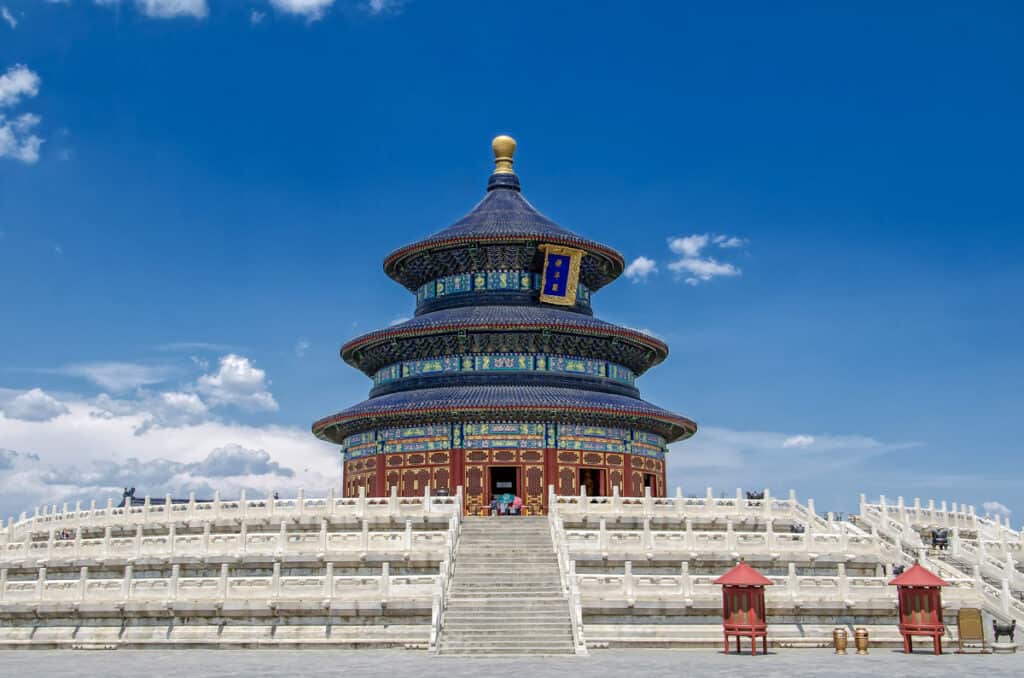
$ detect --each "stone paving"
[0,649,1022,678]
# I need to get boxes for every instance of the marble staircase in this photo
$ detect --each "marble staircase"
[437,516,574,655]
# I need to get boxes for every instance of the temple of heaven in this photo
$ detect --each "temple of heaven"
[312,136,696,515]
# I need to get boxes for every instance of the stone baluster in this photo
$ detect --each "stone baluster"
[787,562,798,601]
[37,566,46,602]
[46,527,54,560]
[272,561,281,600]
[879,495,887,517]
[423,485,431,513]
[327,487,336,519]
[142,495,151,526]
[705,487,714,513]
[278,521,287,556]
[0,567,6,602]
[763,488,773,519]
[380,562,390,601]
[897,496,907,525]
[324,562,334,599]
[102,526,111,559]
[240,521,248,555]
[1001,578,1013,616]
[219,563,229,601]
[643,485,653,517]
[319,519,328,554]
[598,518,608,552]
[766,519,776,550]
[188,492,196,521]
[679,561,691,598]
[611,485,621,513]
[725,519,736,551]
[135,524,143,558]
[735,487,743,506]
[623,561,634,600]
[404,520,413,552]
[201,523,209,557]
[169,563,179,602]
[388,486,399,519]
[297,489,305,518]
[268,489,276,519]
[685,517,693,549]
[951,527,960,556]
[123,564,133,601]
[361,519,369,552]
[240,489,248,520]
[837,562,849,601]
[643,517,653,551]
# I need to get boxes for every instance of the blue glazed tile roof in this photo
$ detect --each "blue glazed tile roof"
[312,385,696,444]
[342,304,668,361]
[383,185,625,287]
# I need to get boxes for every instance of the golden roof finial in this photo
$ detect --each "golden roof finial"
[492,135,517,175]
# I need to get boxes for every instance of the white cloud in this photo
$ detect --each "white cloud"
[0,65,38,108]
[93,390,210,434]
[270,0,334,21]
[0,394,336,517]
[54,362,176,391]
[1,6,16,29]
[1,388,69,422]
[0,112,43,163]
[295,339,311,357]
[367,0,404,14]
[250,9,266,24]
[667,256,740,286]
[623,255,658,282]
[713,234,747,248]
[196,354,278,411]
[983,500,1011,520]
[0,66,43,164]
[668,234,708,258]
[135,0,207,18]
[782,434,815,448]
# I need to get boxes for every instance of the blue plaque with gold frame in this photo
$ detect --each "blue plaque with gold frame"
[538,244,584,306]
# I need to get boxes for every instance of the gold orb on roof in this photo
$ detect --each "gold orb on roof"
[492,135,517,175]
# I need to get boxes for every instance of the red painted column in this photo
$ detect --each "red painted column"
[622,452,633,496]
[451,448,464,505]
[543,448,558,512]
[374,455,387,497]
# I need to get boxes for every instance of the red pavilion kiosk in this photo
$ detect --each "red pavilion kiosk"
[889,562,950,655]
[714,561,773,655]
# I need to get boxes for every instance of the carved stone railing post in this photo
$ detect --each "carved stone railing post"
[272,561,281,599]
[169,563,179,603]
[219,563,229,601]
[324,562,334,599]
[123,564,133,601]
[380,562,391,601]
[623,561,634,601]
[679,561,691,598]
[598,518,607,552]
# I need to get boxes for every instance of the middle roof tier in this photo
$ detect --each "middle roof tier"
[342,305,669,377]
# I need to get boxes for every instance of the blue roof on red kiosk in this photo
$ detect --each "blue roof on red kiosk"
[888,563,949,587]
[714,561,774,586]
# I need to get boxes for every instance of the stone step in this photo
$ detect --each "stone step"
[439,644,574,654]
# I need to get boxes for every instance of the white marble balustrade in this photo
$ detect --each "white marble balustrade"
[563,518,897,560]
[0,487,463,545]
[1,518,456,566]
[0,564,438,606]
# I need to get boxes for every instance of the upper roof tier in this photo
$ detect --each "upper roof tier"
[383,136,625,293]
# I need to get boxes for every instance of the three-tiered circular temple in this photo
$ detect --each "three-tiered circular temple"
[313,136,696,515]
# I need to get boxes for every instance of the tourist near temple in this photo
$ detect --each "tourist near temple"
[312,136,697,515]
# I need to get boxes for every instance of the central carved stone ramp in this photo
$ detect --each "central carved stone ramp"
[438,515,575,655]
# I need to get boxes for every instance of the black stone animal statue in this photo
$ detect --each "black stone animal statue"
[931,528,949,550]
[993,619,1016,643]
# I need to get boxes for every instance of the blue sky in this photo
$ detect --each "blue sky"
[0,1,1022,520]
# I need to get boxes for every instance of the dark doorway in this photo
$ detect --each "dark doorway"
[489,467,518,498]
[643,473,657,495]
[578,468,604,496]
